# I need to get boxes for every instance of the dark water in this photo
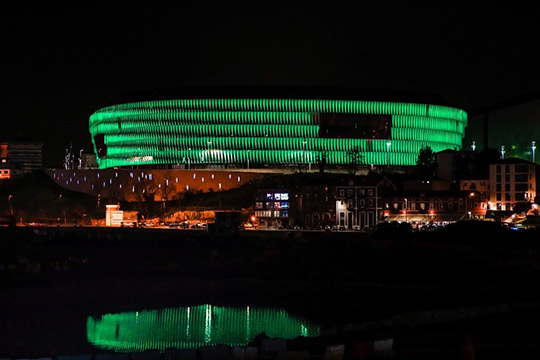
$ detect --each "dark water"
[87,305,320,352]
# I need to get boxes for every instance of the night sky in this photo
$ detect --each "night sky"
[2,2,539,166]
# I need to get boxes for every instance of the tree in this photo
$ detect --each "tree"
[346,146,364,175]
[316,151,327,174]
[416,145,437,178]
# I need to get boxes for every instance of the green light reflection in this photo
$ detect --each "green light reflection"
[87,305,320,352]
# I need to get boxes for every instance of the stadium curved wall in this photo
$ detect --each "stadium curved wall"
[89,99,467,169]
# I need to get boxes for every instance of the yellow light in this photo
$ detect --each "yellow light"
[251,216,256,222]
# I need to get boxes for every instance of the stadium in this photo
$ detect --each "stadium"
[89,87,467,170]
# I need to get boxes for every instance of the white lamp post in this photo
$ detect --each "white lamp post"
[386,141,391,166]
[8,195,13,215]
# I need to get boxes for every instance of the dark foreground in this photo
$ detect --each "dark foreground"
[2,224,540,358]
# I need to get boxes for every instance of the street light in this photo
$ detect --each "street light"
[471,141,476,151]
[532,141,536,163]
[59,194,66,225]
[386,141,391,167]
[465,192,475,219]
[302,141,307,170]
[404,198,407,223]
[8,195,13,215]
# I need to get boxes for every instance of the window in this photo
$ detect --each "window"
[505,174,510,182]
[348,199,353,208]
[496,193,502,201]
[266,202,273,209]
[347,189,353,197]
[340,189,345,196]
[359,189,365,196]
[368,199,373,207]
[496,165,501,173]
[496,184,501,191]
[420,203,425,210]
[255,202,263,209]
[394,203,398,209]
[368,189,374,196]
[360,200,365,208]
[505,193,511,201]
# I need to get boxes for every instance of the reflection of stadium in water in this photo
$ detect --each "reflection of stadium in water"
[87,305,320,352]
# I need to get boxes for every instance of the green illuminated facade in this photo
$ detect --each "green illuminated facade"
[89,98,467,169]
[87,305,320,352]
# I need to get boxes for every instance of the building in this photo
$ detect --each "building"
[0,141,43,179]
[299,185,336,228]
[88,87,467,170]
[254,189,293,228]
[382,190,487,225]
[488,158,539,211]
[335,177,390,230]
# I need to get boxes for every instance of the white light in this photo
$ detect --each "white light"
[186,185,190,191]
[202,177,205,182]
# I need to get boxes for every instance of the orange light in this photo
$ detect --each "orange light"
[251,216,256,222]
[469,192,475,197]
[429,210,434,215]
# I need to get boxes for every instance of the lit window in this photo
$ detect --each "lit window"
[219,183,222,189]
[193,174,196,179]
[229,174,232,179]
[186,185,190,191]
[211,174,214,179]
[132,186,135,192]
[238,176,241,182]
[176,178,178,183]
[149,174,153,180]
[202,177,205,182]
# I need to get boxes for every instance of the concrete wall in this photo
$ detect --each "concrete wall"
[46,168,266,202]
